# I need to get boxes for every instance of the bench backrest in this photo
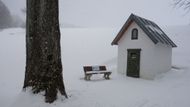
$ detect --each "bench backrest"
[83,66,107,73]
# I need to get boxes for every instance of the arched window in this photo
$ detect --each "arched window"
[131,28,138,40]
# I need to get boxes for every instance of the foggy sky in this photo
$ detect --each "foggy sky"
[2,0,190,27]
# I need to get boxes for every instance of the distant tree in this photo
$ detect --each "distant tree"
[11,15,25,28]
[174,0,190,11]
[21,8,26,14]
[23,0,67,103]
[0,0,12,29]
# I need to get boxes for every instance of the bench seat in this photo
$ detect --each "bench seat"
[85,70,111,74]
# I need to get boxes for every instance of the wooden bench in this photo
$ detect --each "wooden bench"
[83,65,112,80]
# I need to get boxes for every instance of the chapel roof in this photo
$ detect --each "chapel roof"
[111,14,177,47]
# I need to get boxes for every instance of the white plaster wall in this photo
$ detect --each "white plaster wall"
[117,21,172,79]
[154,43,172,75]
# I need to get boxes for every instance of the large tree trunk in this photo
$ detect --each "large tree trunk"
[23,0,67,103]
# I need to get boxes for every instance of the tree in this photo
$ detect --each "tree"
[23,0,67,103]
[0,0,12,29]
[173,0,190,11]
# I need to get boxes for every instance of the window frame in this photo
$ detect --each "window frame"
[131,28,138,40]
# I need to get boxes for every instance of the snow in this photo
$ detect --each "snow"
[145,25,164,35]
[0,26,190,107]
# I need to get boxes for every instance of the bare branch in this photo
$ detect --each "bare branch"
[173,0,190,10]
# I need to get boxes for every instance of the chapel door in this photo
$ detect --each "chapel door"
[127,49,141,78]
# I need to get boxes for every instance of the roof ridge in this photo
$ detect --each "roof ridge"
[131,13,156,25]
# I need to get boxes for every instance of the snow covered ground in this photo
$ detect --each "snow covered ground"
[0,26,190,107]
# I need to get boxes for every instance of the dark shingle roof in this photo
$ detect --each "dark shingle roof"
[111,14,177,47]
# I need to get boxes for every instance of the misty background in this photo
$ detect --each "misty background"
[1,0,190,28]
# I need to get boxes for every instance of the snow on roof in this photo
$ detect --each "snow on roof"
[145,25,164,35]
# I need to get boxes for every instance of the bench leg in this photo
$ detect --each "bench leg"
[104,73,111,80]
[85,74,92,80]
[104,74,106,79]
[106,74,110,79]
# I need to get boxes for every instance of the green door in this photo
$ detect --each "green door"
[127,49,141,78]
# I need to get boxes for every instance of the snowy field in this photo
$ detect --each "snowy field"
[0,26,190,107]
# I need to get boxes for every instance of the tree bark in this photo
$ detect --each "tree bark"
[23,0,67,103]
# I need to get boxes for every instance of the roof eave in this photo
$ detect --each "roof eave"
[111,42,118,45]
[172,44,177,48]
